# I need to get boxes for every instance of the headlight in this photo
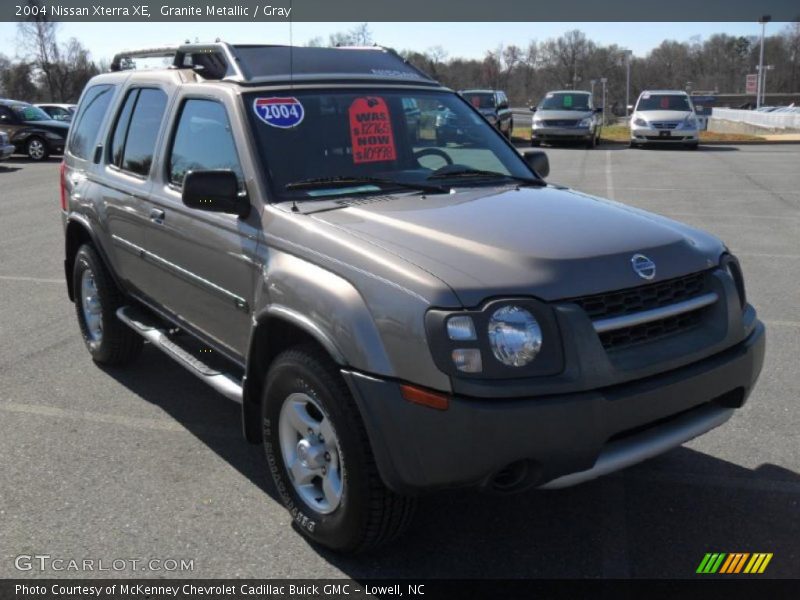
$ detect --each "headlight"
[425,300,563,379]
[487,306,542,367]
[681,116,697,129]
[633,117,648,127]
[486,115,497,124]
[579,117,593,127]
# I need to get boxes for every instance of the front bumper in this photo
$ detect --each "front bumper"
[631,126,698,144]
[343,319,765,495]
[0,143,14,160]
[532,126,593,141]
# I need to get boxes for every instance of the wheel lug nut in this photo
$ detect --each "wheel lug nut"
[321,466,327,474]
[324,452,331,461]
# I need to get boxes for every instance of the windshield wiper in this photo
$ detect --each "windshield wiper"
[427,168,545,186]
[285,175,446,195]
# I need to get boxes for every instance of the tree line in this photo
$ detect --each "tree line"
[2,21,799,111]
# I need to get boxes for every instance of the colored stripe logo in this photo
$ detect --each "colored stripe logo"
[697,552,773,574]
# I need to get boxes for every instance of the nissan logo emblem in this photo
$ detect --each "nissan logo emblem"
[631,254,656,280]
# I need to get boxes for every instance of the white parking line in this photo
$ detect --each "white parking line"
[764,319,800,328]
[605,150,615,200]
[0,400,235,438]
[0,275,63,284]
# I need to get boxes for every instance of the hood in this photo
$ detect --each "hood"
[535,109,592,120]
[24,119,69,136]
[635,109,692,121]
[311,186,723,307]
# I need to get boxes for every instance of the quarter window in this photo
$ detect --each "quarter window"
[68,85,114,159]
[112,88,167,176]
[168,99,242,187]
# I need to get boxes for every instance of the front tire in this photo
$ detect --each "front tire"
[72,244,142,365]
[262,346,416,553]
[26,137,49,161]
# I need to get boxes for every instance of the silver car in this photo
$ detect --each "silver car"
[531,90,602,148]
[630,90,699,149]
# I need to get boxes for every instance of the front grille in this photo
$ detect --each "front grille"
[645,135,685,141]
[652,121,679,129]
[569,271,710,350]
[543,119,579,127]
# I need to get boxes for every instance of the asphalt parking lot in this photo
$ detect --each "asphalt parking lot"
[1,144,799,579]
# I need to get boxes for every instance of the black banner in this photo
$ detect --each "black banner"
[2,0,800,22]
[3,579,800,600]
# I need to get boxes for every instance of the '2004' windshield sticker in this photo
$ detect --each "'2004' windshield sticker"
[349,96,397,164]
[253,97,304,128]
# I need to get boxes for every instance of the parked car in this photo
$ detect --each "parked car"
[629,90,699,149]
[0,131,14,161]
[530,90,602,148]
[459,89,513,137]
[35,103,78,122]
[0,99,69,160]
[62,42,764,553]
[433,105,483,145]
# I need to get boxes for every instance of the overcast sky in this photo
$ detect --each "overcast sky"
[0,21,784,63]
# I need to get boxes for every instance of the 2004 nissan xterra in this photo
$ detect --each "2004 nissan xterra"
[61,43,765,553]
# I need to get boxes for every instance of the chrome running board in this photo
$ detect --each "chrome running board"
[116,306,243,403]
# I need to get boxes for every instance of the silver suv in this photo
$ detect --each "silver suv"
[62,43,764,552]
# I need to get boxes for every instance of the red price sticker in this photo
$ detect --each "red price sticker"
[349,97,397,164]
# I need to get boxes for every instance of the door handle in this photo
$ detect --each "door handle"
[149,208,166,224]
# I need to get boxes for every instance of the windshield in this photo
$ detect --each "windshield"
[12,105,53,121]
[538,92,591,111]
[244,89,534,200]
[636,94,692,112]
[462,92,495,109]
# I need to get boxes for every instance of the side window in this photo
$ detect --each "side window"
[113,88,167,177]
[109,89,139,167]
[68,84,114,159]
[168,99,243,187]
[0,106,15,122]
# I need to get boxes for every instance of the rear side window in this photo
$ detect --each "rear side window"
[108,88,168,177]
[68,85,114,159]
[167,99,242,187]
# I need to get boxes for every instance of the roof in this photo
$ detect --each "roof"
[639,90,689,95]
[110,42,440,87]
[546,90,592,95]
[460,89,498,94]
[0,99,31,107]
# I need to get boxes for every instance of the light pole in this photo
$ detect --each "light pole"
[756,15,771,109]
[590,79,596,100]
[600,77,607,125]
[624,50,632,116]
[758,64,775,106]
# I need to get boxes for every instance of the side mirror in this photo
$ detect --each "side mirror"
[594,107,603,114]
[529,106,537,112]
[182,170,249,218]
[627,104,634,112]
[520,149,549,179]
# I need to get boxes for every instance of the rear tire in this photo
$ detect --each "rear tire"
[685,142,699,150]
[586,133,597,149]
[72,244,142,365]
[262,346,416,553]
[26,137,49,161]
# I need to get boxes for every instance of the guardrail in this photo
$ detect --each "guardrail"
[711,108,800,131]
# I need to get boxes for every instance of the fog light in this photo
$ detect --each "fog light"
[452,348,482,373]
[447,315,477,340]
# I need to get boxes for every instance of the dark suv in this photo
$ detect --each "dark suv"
[0,99,69,160]
[61,43,764,553]
[459,89,514,137]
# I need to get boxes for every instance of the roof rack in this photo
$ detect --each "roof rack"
[109,42,438,86]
